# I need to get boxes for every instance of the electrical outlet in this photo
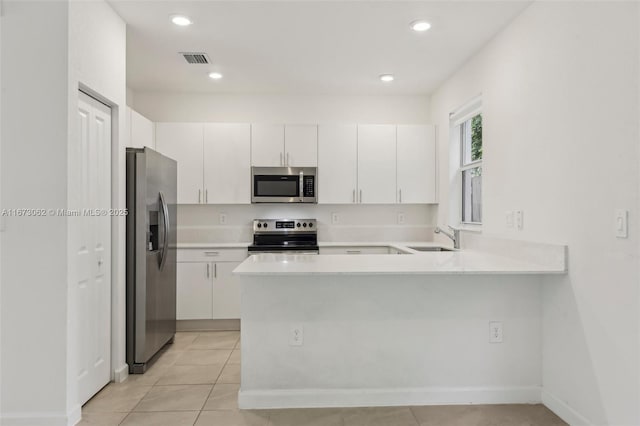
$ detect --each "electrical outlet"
[505,211,514,228]
[289,324,304,346]
[397,212,406,225]
[615,209,628,238]
[489,321,503,343]
[331,212,340,225]
[219,213,227,225]
[515,210,524,230]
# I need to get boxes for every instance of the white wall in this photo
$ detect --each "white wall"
[131,92,430,124]
[68,0,128,417]
[429,2,639,425]
[1,2,71,424]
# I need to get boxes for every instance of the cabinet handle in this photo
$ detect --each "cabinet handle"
[352,189,355,203]
[214,263,217,278]
[359,190,362,203]
[198,189,201,204]
[346,250,361,254]
[205,189,208,203]
[280,152,283,166]
[286,152,290,166]
[205,251,220,256]
[399,189,402,203]
[206,263,210,278]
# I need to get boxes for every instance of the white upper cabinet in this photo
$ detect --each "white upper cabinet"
[357,125,397,204]
[397,125,437,204]
[204,123,251,204]
[285,125,318,167]
[251,124,285,166]
[318,124,358,204]
[130,109,155,149]
[155,123,204,204]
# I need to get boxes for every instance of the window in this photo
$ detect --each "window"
[459,113,482,223]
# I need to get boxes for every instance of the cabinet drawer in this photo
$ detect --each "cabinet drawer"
[177,248,248,263]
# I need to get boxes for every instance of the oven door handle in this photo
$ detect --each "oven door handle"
[299,171,304,202]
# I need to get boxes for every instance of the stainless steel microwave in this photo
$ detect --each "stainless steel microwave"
[251,167,317,203]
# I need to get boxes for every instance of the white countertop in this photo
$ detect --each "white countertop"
[234,249,566,276]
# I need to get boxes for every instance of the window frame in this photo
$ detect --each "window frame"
[449,95,483,229]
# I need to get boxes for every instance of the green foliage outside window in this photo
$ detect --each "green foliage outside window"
[471,114,482,161]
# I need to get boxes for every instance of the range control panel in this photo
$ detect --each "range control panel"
[253,219,317,234]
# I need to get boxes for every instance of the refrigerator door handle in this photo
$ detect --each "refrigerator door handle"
[158,191,170,270]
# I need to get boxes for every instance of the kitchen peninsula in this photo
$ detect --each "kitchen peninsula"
[234,239,567,410]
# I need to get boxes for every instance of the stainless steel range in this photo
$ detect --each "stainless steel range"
[248,219,319,254]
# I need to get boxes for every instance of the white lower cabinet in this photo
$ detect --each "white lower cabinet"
[176,249,247,320]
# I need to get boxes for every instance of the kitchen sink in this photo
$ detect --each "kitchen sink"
[407,246,455,252]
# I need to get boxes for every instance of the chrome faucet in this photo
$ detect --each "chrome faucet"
[434,225,460,249]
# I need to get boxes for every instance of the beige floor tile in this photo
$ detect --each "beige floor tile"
[342,407,418,426]
[176,350,233,366]
[120,411,199,426]
[195,410,270,426]
[217,363,241,384]
[228,349,241,364]
[267,408,344,426]
[172,332,201,349]
[123,365,171,387]
[203,384,240,410]
[156,364,225,385]
[235,339,241,349]
[83,383,152,413]
[153,349,188,367]
[411,404,567,426]
[190,331,240,350]
[77,412,128,425]
[133,384,212,412]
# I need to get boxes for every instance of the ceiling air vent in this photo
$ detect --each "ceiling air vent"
[180,52,210,64]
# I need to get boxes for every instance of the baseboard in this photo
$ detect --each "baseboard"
[542,389,593,426]
[177,319,240,332]
[238,386,542,409]
[113,363,129,383]
[1,405,81,426]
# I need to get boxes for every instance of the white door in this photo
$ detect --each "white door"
[155,123,204,204]
[204,123,251,204]
[357,125,397,204]
[397,125,437,204]
[75,92,111,405]
[212,262,242,319]
[176,262,213,320]
[251,124,284,166]
[284,124,318,167]
[318,124,358,204]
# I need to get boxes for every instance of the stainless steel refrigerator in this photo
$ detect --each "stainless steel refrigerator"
[126,147,177,374]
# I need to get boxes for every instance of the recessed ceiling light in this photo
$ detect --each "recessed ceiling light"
[379,74,394,82]
[410,20,432,32]
[171,15,192,26]
[208,72,223,80]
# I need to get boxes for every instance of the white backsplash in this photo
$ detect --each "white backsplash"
[177,204,437,243]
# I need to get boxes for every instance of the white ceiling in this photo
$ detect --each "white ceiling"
[110,1,531,95]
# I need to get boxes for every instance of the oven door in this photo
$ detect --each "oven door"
[251,167,317,203]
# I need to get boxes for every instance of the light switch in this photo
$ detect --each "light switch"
[515,210,524,230]
[505,211,514,228]
[615,209,628,238]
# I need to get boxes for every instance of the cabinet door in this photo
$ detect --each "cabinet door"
[155,123,204,204]
[176,262,213,320]
[251,124,284,166]
[318,125,357,204]
[397,125,437,204]
[204,123,251,204]
[357,125,397,204]
[285,125,318,167]
[213,262,243,319]
[131,109,155,149]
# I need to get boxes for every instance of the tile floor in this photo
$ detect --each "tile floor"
[80,331,567,426]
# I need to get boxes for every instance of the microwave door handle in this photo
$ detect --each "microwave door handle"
[299,171,304,202]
